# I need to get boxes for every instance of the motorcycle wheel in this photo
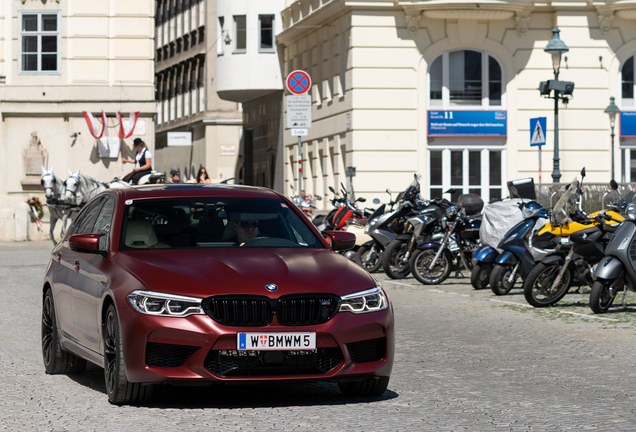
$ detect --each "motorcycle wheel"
[409,248,452,285]
[470,262,492,290]
[489,264,518,296]
[382,240,411,279]
[523,262,572,307]
[356,243,383,273]
[589,280,618,314]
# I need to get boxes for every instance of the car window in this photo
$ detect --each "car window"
[93,196,115,249]
[73,197,104,235]
[119,196,324,250]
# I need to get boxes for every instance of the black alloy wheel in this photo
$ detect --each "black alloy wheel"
[104,304,153,405]
[42,288,87,374]
[356,243,383,273]
[339,376,390,397]
[409,248,452,285]
[381,240,411,279]
[589,279,618,314]
[470,262,492,290]
[523,262,572,307]
[489,265,519,296]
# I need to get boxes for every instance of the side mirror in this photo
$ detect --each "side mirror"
[580,167,586,178]
[610,179,618,190]
[356,197,366,203]
[373,198,381,204]
[314,195,322,201]
[329,186,335,194]
[386,188,391,194]
[322,230,356,251]
[69,233,105,254]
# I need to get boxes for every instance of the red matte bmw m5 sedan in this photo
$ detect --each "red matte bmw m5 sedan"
[41,184,394,405]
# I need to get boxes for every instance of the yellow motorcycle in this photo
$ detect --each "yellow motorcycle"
[523,168,623,307]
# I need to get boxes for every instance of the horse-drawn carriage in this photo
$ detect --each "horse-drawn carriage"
[40,166,164,244]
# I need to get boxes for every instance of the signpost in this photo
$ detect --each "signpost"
[286,70,312,195]
[530,117,547,183]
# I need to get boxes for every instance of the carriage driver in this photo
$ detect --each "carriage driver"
[122,138,152,185]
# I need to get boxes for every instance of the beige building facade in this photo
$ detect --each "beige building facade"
[0,0,156,241]
[267,0,636,207]
[154,0,241,183]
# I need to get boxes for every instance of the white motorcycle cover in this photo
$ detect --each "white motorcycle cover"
[479,199,525,253]
[528,217,554,261]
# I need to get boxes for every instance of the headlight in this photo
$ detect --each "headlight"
[522,206,539,219]
[441,215,447,229]
[446,206,457,218]
[339,287,388,314]
[127,290,205,317]
[627,204,636,220]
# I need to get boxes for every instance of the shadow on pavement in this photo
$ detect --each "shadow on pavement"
[67,363,399,408]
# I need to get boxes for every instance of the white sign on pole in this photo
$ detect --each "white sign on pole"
[167,131,192,147]
[286,95,312,129]
[291,128,308,136]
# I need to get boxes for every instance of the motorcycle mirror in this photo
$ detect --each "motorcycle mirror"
[373,198,381,204]
[444,188,457,195]
[314,194,322,201]
[356,197,366,203]
[580,167,586,178]
[329,186,335,194]
[610,179,618,190]
[386,188,391,194]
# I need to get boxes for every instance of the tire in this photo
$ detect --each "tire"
[382,240,411,279]
[356,243,383,273]
[523,262,572,307]
[41,288,87,375]
[104,304,153,405]
[470,262,492,290]
[409,248,452,285]
[589,279,618,314]
[338,376,390,397]
[490,265,519,296]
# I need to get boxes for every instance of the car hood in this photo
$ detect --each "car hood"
[115,248,376,298]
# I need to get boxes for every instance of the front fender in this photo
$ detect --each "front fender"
[594,256,626,281]
[540,253,565,266]
[417,242,441,250]
[473,245,498,263]
[495,251,518,266]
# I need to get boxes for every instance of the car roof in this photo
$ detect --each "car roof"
[106,184,285,201]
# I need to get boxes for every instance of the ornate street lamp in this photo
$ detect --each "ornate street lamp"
[604,97,620,180]
[544,28,569,183]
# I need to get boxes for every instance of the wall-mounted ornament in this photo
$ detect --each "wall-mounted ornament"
[515,14,531,38]
[598,14,613,38]
[405,12,421,38]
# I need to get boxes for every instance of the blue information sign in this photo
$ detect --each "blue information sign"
[620,112,636,137]
[529,117,547,147]
[427,111,507,137]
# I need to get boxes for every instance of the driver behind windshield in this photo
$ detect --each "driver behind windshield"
[233,219,259,246]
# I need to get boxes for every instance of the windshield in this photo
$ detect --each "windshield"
[552,177,578,225]
[119,197,324,250]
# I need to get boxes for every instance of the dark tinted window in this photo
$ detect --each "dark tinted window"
[119,196,324,250]
[76,198,105,235]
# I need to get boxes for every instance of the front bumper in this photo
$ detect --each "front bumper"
[118,304,394,384]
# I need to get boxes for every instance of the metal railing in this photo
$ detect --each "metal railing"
[534,183,635,214]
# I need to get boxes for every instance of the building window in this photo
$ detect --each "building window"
[427,148,505,203]
[217,17,225,55]
[428,49,503,108]
[621,56,634,107]
[19,12,60,74]
[259,15,274,52]
[234,15,246,52]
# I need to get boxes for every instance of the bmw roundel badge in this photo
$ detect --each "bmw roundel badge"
[265,284,278,292]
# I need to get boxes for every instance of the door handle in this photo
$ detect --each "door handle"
[74,261,80,272]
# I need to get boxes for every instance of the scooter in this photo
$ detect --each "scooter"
[590,180,636,313]
[487,201,551,296]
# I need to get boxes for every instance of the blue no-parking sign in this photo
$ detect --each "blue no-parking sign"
[530,117,547,146]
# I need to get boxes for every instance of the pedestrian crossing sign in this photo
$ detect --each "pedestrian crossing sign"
[530,117,547,146]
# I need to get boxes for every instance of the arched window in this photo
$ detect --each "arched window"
[429,49,503,107]
[622,56,634,107]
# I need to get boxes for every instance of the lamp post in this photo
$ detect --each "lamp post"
[544,28,569,183]
[604,97,620,180]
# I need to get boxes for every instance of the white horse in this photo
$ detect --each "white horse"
[64,170,108,207]
[40,166,73,245]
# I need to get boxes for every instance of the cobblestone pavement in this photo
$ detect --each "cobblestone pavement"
[3,241,636,431]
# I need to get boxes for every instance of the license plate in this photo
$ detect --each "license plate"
[237,332,316,351]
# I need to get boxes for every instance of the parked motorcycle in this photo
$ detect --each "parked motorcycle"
[409,194,483,285]
[522,169,623,307]
[487,201,553,295]
[356,198,391,272]
[589,181,636,313]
